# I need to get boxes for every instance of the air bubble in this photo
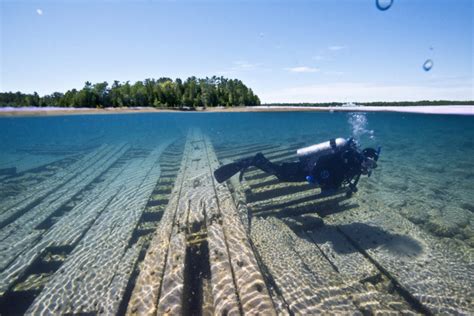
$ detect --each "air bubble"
[376,0,393,11]
[423,59,433,71]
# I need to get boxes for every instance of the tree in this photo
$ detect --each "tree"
[0,76,264,108]
[93,82,109,108]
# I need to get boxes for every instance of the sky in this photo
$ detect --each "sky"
[0,0,472,103]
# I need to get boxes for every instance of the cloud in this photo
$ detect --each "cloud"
[260,81,473,103]
[328,45,345,51]
[312,55,325,61]
[36,9,43,15]
[216,60,262,75]
[233,60,260,70]
[286,66,320,73]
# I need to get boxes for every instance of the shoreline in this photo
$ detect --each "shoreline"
[0,105,472,117]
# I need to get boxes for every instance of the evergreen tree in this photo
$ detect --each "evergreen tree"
[0,76,263,108]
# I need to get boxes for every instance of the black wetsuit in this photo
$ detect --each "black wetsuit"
[250,146,364,191]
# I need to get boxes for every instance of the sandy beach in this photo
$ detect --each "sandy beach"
[0,105,472,117]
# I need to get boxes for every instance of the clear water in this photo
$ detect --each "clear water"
[0,112,473,314]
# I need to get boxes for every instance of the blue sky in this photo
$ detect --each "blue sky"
[1,0,472,103]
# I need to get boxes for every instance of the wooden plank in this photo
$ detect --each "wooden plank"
[217,142,302,160]
[217,144,279,161]
[203,135,276,314]
[0,145,129,277]
[154,185,191,315]
[0,152,136,296]
[226,176,293,315]
[0,152,66,174]
[102,240,143,315]
[250,216,359,314]
[127,137,193,316]
[128,129,275,315]
[274,215,415,314]
[252,215,414,314]
[0,145,123,240]
[155,224,187,316]
[246,182,314,204]
[167,133,242,315]
[324,199,474,314]
[214,142,271,153]
[248,187,321,213]
[204,197,241,316]
[25,144,169,315]
[0,146,108,227]
[156,132,218,315]
[303,223,379,281]
[154,133,208,315]
[0,145,120,232]
[0,145,111,223]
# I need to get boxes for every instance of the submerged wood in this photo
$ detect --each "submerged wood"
[127,129,275,315]
[25,143,170,315]
[0,145,111,226]
[0,152,67,174]
[269,216,415,314]
[204,197,241,315]
[0,146,139,297]
[251,216,361,314]
[126,137,193,316]
[0,145,129,282]
[203,137,275,313]
[324,199,474,314]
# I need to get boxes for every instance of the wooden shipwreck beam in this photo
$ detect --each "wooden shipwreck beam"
[127,129,276,315]
[24,143,171,315]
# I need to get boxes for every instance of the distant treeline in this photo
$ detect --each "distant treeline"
[267,100,473,107]
[0,76,260,108]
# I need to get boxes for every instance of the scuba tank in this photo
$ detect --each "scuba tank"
[297,138,348,157]
[297,138,349,173]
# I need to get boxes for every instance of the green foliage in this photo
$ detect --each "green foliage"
[0,76,261,108]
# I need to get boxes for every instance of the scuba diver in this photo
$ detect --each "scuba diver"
[214,138,380,195]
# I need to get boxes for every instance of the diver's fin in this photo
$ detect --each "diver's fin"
[214,162,244,183]
[239,167,248,182]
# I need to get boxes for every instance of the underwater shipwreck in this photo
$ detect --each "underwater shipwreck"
[0,128,472,315]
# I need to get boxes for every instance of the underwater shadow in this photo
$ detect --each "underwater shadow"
[288,218,423,258]
[254,189,357,217]
[250,191,357,232]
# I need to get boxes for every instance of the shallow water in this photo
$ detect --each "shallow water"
[0,112,473,314]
